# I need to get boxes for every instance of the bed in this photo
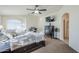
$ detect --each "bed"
[10,31,45,53]
[0,31,45,53]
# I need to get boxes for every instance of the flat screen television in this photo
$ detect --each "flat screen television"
[46,16,55,22]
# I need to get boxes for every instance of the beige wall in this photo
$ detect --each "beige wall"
[57,6,79,52]
[0,15,40,30]
[38,12,57,32]
[26,15,40,31]
[0,16,2,25]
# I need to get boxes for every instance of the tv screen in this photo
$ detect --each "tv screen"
[46,16,54,22]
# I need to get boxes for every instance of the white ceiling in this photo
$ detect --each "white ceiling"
[0,5,63,15]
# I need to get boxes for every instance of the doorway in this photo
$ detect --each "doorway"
[62,13,69,44]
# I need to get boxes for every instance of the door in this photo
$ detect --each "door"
[62,13,69,44]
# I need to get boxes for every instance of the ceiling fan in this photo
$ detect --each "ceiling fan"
[26,5,47,14]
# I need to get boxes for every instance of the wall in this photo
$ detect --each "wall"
[0,15,40,31]
[57,6,79,52]
[0,16,2,25]
[38,12,57,32]
[26,15,40,31]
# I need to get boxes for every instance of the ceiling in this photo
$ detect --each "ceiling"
[0,5,63,16]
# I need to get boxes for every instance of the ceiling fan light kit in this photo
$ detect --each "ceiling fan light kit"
[34,10,39,14]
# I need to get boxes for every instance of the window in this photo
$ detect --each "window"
[6,19,26,31]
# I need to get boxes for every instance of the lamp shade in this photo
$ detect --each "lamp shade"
[0,25,3,30]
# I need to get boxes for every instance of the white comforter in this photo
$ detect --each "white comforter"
[10,31,44,51]
[14,31,44,42]
[0,31,44,52]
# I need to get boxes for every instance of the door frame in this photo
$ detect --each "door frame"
[62,13,69,44]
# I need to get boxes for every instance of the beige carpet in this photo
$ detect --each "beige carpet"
[32,37,77,53]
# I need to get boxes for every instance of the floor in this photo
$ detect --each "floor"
[64,39,69,45]
[32,37,77,53]
[2,37,77,53]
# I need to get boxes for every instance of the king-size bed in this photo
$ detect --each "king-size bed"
[0,31,45,53]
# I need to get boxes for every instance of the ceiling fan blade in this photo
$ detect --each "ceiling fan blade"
[31,12,34,14]
[39,12,42,14]
[35,5,39,7]
[26,8,34,11]
[39,9,47,11]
